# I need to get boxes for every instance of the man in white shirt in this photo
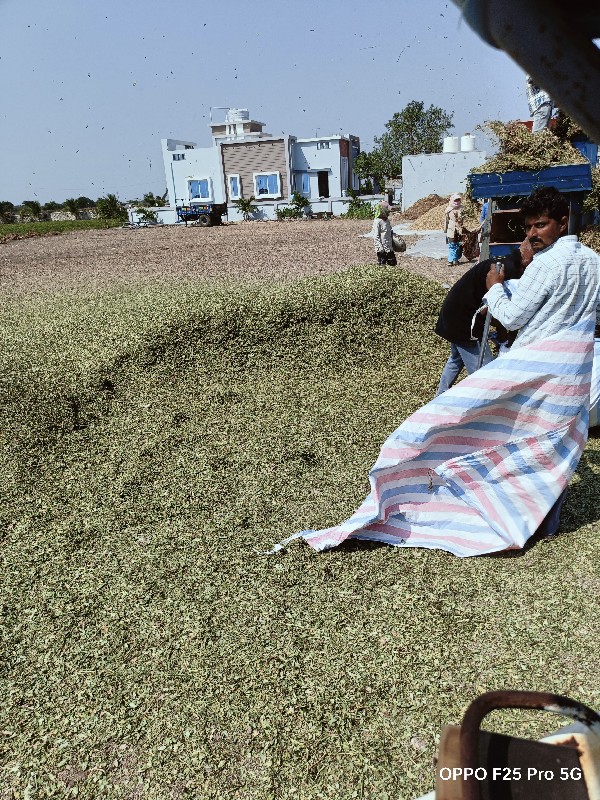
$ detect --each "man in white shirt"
[484,187,600,346]
[484,186,600,535]
[525,76,554,132]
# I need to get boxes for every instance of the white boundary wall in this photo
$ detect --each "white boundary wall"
[402,152,487,211]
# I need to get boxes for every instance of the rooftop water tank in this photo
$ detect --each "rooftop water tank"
[461,133,476,152]
[443,136,459,153]
[226,108,250,123]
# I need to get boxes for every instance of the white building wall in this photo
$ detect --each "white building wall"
[161,138,225,207]
[292,139,343,198]
[401,151,487,211]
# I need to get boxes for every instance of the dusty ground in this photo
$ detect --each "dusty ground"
[0,217,472,297]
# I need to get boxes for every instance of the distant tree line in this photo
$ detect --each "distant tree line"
[0,190,168,224]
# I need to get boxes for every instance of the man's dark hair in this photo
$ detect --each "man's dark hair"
[521,186,569,222]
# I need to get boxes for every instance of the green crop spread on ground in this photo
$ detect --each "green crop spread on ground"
[1,266,599,799]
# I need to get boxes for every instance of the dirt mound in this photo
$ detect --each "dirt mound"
[400,194,446,220]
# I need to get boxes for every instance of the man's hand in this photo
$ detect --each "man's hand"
[486,262,505,290]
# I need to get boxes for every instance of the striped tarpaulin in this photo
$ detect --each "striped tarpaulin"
[591,338,600,428]
[275,317,595,558]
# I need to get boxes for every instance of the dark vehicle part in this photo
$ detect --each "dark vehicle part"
[450,0,600,144]
[436,690,600,799]
[176,203,227,226]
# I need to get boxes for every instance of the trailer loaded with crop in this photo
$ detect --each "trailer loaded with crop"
[469,162,593,261]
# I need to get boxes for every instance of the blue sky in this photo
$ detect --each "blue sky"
[0,0,529,204]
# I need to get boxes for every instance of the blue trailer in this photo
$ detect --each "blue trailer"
[468,162,593,260]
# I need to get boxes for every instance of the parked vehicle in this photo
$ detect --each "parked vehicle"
[176,203,227,227]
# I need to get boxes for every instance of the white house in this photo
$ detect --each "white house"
[158,109,361,223]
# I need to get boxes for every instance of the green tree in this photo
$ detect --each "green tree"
[75,196,96,208]
[232,196,256,221]
[0,201,15,223]
[290,191,310,213]
[63,198,81,219]
[141,191,166,207]
[19,200,43,221]
[135,206,159,224]
[96,193,128,221]
[371,100,454,179]
[353,151,386,190]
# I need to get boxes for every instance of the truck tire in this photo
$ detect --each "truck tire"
[198,214,211,227]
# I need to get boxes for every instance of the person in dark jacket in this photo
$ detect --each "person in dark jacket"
[435,240,534,396]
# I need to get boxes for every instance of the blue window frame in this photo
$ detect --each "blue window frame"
[301,173,310,194]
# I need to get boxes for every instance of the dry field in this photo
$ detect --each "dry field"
[0,217,470,297]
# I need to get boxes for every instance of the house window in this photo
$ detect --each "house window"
[228,174,241,200]
[173,153,185,161]
[253,172,281,198]
[300,172,310,195]
[317,141,330,150]
[188,178,212,202]
[184,144,194,150]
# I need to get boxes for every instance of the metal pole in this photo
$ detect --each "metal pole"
[476,258,503,369]
[476,307,492,370]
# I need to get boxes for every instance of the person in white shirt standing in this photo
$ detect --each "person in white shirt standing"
[526,75,554,132]
[484,186,600,535]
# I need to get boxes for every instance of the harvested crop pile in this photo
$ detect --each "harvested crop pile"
[580,224,600,254]
[400,194,446,220]
[471,120,587,175]
[410,202,480,232]
[583,166,600,214]
[2,262,600,800]
[410,202,447,230]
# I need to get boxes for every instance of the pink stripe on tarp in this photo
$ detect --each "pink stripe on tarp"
[465,447,549,527]
[525,438,571,487]
[411,403,578,432]
[362,522,493,551]
[447,464,508,529]
[378,445,422,460]
[526,339,592,353]
[378,500,480,518]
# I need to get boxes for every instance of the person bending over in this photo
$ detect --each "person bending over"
[435,240,533,396]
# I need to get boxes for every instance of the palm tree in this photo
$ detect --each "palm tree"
[96,193,128,221]
[232,196,256,221]
[63,198,80,220]
[142,191,163,207]
[0,201,15,224]
[19,200,43,221]
[42,201,62,213]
